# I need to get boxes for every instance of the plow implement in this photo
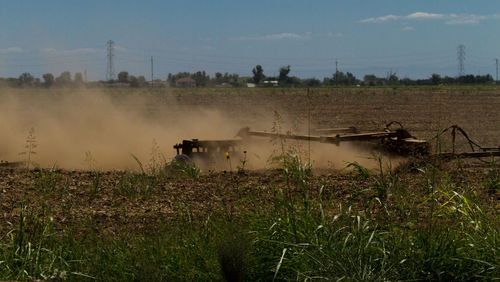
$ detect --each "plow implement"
[172,122,499,167]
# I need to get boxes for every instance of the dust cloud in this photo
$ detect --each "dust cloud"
[0,88,402,171]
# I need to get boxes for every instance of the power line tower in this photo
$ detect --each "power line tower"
[106,40,115,81]
[457,44,465,77]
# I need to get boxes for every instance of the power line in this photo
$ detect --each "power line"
[106,40,115,81]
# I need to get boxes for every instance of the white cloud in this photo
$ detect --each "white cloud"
[361,12,500,25]
[231,32,311,41]
[406,12,446,20]
[327,32,343,38]
[361,14,401,23]
[40,48,99,55]
[0,47,23,54]
[114,45,127,52]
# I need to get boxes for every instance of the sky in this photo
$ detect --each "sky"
[0,0,499,81]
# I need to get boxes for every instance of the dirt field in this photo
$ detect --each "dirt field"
[0,86,499,280]
[1,85,499,232]
[0,86,499,170]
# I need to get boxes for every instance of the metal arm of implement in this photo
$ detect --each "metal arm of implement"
[237,127,400,146]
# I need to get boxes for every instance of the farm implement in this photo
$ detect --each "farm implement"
[172,122,499,166]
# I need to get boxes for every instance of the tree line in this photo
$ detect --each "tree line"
[0,66,496,88]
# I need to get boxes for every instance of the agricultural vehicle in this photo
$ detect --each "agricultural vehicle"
[172,122,499,167]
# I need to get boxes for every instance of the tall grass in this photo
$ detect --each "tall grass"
[0,156,498,280]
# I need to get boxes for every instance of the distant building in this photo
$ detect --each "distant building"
[263,80,279,87]
[216,82,233,88]
[176,77,196,88]
[246,83,256,88]
[147,80,169,87]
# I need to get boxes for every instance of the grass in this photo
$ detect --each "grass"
[0,155,498,281]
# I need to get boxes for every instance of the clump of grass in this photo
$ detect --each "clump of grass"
[165,159,201,179]
[114,172,157,199]
[346,155,400,200]
[89,171,101,198]
[236,150,248,174]
[217,225,250,282]
[0,206,83,280]
[484,160,499,195]
[1,141,499,280]
[19,127,37,170]
[33,166,59,193]
[147,139,167,176]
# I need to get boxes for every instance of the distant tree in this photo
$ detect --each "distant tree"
[129,75,139,87]
[137,75,147,87]
[386,70,399,85]
[278,65,291,85]
[333,71,344,85]
[363,74,379,86]
[475,74,493,84]
[118,71,129,83]
[304,78,321,87]
[167,73,175,86]
[252,65,264,84]
[430,74,441,85]
[42,73,54,87]
[55,71,72,86]
[18,72,34,86]
[345,72,358,85]
[33,78,41,87]
[215,72,223,84]
[74,72,84,85]
[400,77,416,86]
[331,71,358,85]
[288,76,303,87]
[192,71,209,86]
[442,76,456,84]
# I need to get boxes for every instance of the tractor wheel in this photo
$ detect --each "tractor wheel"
[172,154,193,166]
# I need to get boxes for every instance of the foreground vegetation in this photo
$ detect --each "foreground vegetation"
[0,154,498,281]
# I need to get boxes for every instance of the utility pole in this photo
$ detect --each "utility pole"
[84,69,87,82]
[151,56,154,88]
[457,44,465,77]
[495,58,499,83]
[106,40,115,81]
[335,58,338,86]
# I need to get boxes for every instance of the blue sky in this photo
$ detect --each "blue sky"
[0,0,499,80]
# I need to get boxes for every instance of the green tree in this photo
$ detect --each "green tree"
[42,73,54,87]
[333,71,344,85]
[129,75,138,87]
[430,74,441,85]
[137,76,147,87]
[192,71,209,87]
[345,72,358,85]
[304,78,321,87]
[278,65,291,85]
[74,72,84,85]
[252,65,264,84]
[215,72,223,84]
[363,74,380,86]
[18,72,34,86]
[386,71,399,85]
[118,71,129,83]
[55,71,72,86]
